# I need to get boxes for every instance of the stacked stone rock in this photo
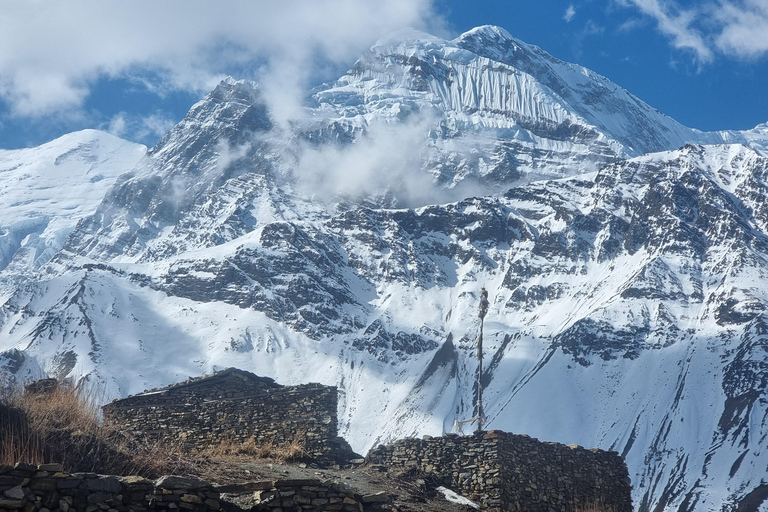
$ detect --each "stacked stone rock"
[102,369,349,466]
[0,463,388,512]
[366,430,633,512]
[0,464,221,512]
[218,479,389,511]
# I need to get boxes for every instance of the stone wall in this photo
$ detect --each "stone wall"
[0,463,383,512]
[366,430,632,512]
[103,371,351,465]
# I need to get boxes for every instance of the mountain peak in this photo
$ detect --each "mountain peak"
[205,77,262,108]
[455,24,516,43]
[316,23,724,168]
[452,25,521,58]
[14,128,143,154]
[370,25,521,56]
[0,128,145,274]
[370,27,446,52]
[149,76,269,158]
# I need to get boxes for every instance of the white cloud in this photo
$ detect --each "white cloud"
[292,111,487,207]
[617,0,713,62]
[714,0,768,58]
[140,113,177,141]
[107,113,127,138]
[105,111,178,144]
[617,17,647,33]
[618,0,768,62]
[564,5,577,22]
[0,0,441,119]
[294,115,437,205]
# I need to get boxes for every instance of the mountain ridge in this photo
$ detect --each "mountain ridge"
[2,25,768,512]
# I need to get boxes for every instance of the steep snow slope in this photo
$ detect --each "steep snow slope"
[734,121,768,156]
[0,130,146,287]
[3,25,768,512]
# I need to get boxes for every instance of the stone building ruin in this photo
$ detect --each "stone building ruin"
[366,431,633,511]
[103,368,633,511]
[102,368,355,465]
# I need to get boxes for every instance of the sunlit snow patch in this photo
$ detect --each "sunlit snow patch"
[435,486,481,509]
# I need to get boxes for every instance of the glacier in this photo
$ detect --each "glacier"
[2,25,768,511]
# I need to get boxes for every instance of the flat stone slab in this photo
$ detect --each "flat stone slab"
[86,476,122,493]
[273,478,322,487]
[155,475,210,490]
[3,485,24,500]
[215,481,276,493]
[0,498,24,508]
[38,463,64,472]
[362,491,390,503]
[119,476,154,487]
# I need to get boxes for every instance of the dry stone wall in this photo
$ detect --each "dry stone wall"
[103,372,350,466]
[366,430,632,512]
[0,463,221,512]
[0,463,386,512]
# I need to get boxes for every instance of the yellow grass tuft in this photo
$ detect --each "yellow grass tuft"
[197,429,309,463]
[0,379,180,476]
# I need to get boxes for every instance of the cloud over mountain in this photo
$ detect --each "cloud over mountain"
[0,0,440,118]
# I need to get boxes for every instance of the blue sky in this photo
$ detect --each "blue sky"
[1,0,767,149]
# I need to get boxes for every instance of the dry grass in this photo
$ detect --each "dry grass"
[0,401,45,466]
[484,505,618,512]
[197,436,265,458]
[573,501,621,512]
[0,382,98,467]
[0,380,182,476]
[279,430,310,462]
[198,430,309,463]
[20,381,100,431]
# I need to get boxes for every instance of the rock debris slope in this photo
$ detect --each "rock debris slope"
[3,25,768,512]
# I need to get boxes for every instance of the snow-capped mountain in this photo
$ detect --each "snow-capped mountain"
[303,25,761,197]
[3,25,768,512]
[0,130,146,288]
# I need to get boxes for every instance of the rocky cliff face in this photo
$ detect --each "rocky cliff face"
[3,25,768,512]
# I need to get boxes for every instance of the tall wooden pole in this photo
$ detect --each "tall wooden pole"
[477,288,489,433]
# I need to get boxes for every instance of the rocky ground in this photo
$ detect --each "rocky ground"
[186,456,476,511]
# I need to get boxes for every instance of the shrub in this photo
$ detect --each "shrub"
[0,379,180,476]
